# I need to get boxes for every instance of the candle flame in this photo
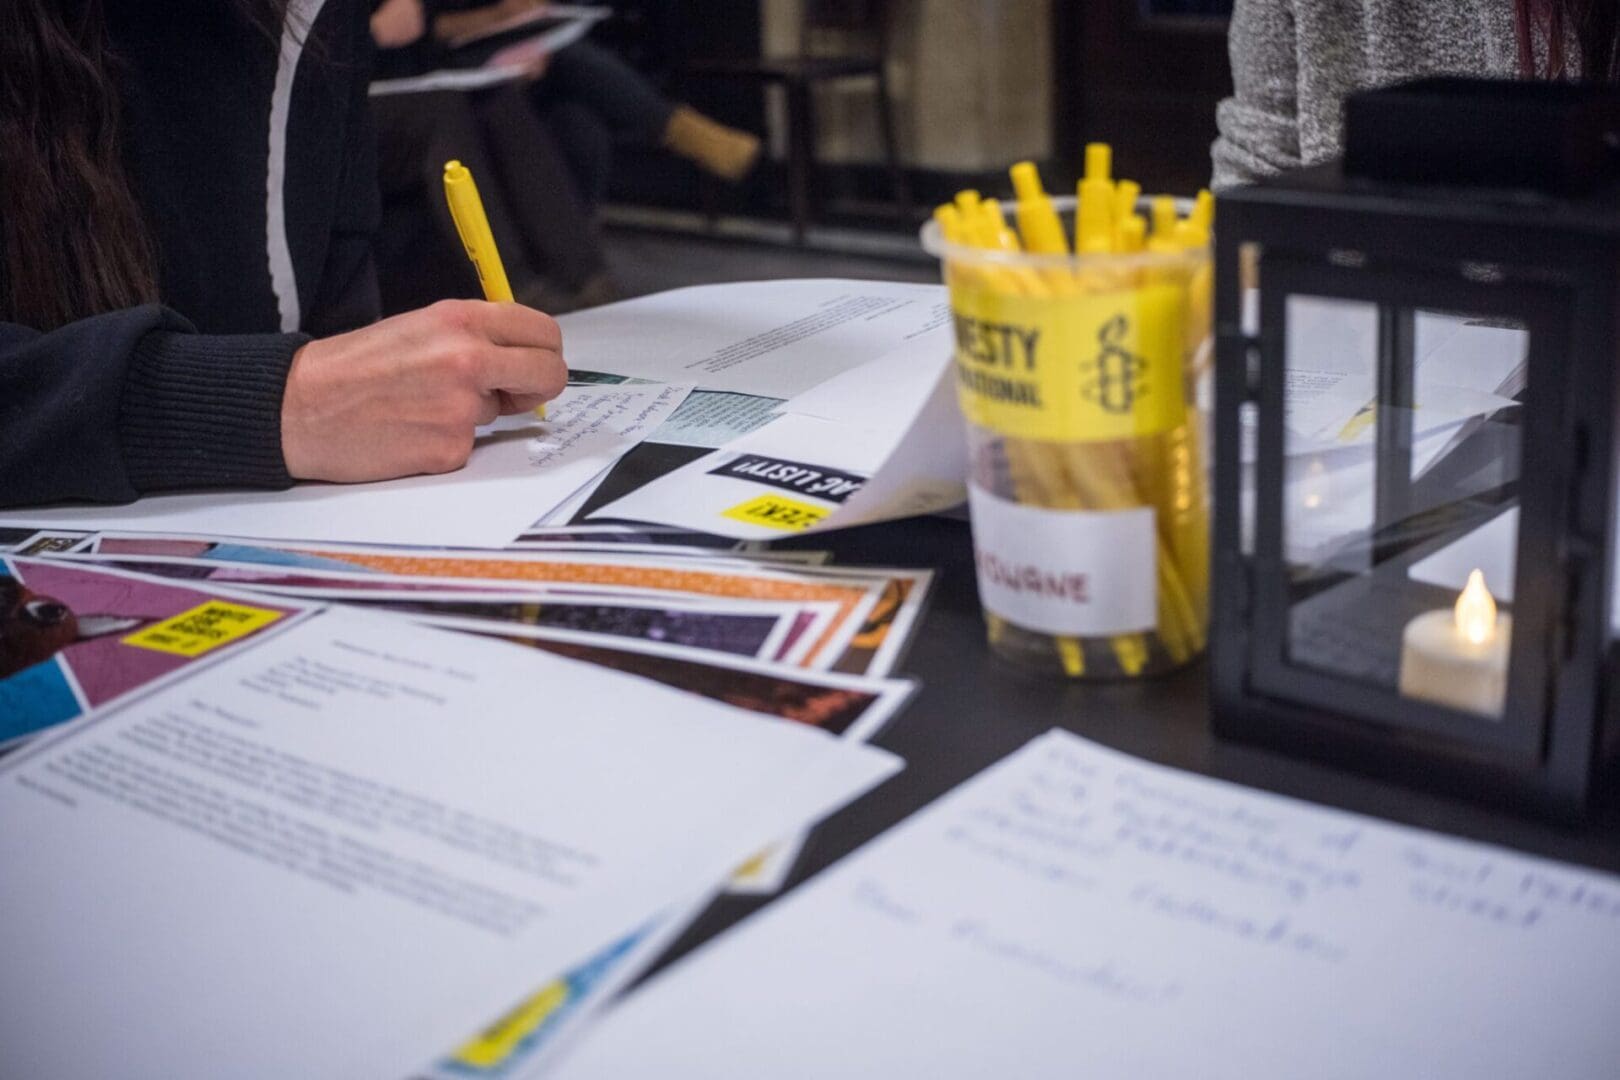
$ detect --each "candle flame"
[1301,457,1328,511]
[1454,569,1498,645]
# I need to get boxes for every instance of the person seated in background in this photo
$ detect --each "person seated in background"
[430,0,763,205]
[1212,0,1618,189]
[0,0,566,510]
[370,0,619,314]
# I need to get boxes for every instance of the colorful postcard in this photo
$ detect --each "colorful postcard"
[338,596,796,662]
[52,554,840,670]
[0,530,95,555]
[497,631,909,739]
[86,543,884,669]
[0,557,311,746]
[79,537,928,676]
[805,566,935,677]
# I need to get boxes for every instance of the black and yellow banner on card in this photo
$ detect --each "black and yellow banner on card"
[123,600,284,657]
[949,280,1185,442]
[721,493,829,531]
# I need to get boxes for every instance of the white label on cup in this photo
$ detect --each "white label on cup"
[967,483,1156,636]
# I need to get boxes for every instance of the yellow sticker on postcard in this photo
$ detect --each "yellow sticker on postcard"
[949,281,1185,442]
[122,600,284,657]
[721,494,829,531]
[449,979,570,1069]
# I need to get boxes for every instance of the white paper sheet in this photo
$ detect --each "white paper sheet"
[781,329,946,429]
[557,280,950,399]
[1281,299,1527,445]
[809,350,969,532]
[1262,421,1478,568]
[421,665,919,1080]
[369,65,527,95]
[553,729,1620,1080]
[588,342,967,539]
[534,463,617,527]
[591,414,887,538]
[0,608,899,1080]
[372,6,607,96]
[0,384,692,549]
[1409,509,1520,600]
[422,895,711,1080]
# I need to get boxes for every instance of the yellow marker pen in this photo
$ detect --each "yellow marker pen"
[1174,219,1210,250]
[978,197,1006,234]
[1189,188,1215,234]
[978,199,1022,253]
[965,200,997,248]
[974,198,1045,297]
[1076,142,1116,254]
[1084,141,1112,183]
[1175,186,1213,250]
[444,160,545,418]
[1113,178,1142,225]
[1009,161,1069,255]
[1146,195,1181,254]
[1116,214,1147,253]
[954,189,983,226]
[444,160,513,302]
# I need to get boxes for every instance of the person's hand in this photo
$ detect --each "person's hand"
[370,0,426,47]
[496,0,549,20]
[521,53,551,79]
[280,300,566,483]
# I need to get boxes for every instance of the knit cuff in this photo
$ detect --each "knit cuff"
[119,330,305,494]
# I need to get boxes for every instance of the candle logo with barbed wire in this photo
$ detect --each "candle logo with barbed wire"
[1081,314,1148,416]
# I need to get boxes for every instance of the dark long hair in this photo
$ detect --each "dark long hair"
[0,0,293,331]
[1515,0,1620,81]
[0,0,161,330]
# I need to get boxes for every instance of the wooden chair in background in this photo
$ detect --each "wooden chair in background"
[682,0,912,243]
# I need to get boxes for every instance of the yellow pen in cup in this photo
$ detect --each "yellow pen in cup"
[443,160,545,419]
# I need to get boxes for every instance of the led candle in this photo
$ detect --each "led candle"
[1398,569,1512,717]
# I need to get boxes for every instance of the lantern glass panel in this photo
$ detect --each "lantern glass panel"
[1275,294,1527,720]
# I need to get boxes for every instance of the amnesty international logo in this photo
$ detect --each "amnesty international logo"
[948,281,1183,442]
[1079,314,1147,416]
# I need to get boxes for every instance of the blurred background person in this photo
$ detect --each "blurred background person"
[430,0,763,206]
[1212,0,1618,188]
[370,0,619,313]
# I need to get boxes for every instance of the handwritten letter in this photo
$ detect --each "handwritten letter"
[554,729,1620,1080]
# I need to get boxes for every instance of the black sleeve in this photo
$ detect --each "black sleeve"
[0,304,300,508]
[304,3,383,338]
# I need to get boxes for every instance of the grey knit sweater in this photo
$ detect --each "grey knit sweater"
[1211,0,1522,189]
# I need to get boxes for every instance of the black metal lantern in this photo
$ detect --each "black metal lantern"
[1211,78,1620,820]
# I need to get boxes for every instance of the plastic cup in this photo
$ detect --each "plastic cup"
[921,195,1212,679]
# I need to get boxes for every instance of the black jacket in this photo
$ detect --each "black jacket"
[0,0,380,507]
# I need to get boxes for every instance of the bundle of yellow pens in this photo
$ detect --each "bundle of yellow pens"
[923,144,1213,678]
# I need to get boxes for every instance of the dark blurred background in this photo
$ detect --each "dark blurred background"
[595,0,1230,239]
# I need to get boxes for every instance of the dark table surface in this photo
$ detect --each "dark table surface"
[655,513,1620,972]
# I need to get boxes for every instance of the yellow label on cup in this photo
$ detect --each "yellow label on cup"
[721,493,829,531]
[122,601,284,657]
[949,281,1185,442]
